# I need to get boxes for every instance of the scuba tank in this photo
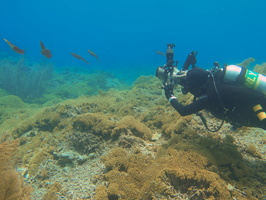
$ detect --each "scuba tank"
[223,65,266,95]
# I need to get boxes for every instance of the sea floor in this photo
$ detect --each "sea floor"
[0,64,265,199]
[22,111,266,200]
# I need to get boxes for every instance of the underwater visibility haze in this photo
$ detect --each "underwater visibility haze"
[0,0,266,199]
[1,0,266,73]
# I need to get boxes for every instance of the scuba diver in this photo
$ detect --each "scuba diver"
[156,44,266,131]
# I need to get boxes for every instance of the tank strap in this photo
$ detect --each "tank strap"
[235,67,247,85]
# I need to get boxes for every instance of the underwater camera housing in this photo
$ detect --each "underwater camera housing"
[156,44,198,88]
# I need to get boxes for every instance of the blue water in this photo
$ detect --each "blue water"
[1,0,266,81]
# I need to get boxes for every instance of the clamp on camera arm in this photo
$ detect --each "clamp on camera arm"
[156,44,198,87]
[155,44,178,87]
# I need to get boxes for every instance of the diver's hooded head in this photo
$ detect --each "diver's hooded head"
[183,67,210,96]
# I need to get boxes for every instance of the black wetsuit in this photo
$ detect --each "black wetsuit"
[170,80,266,130]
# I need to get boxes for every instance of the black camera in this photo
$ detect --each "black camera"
[156,44,198,87]
[155,65,181,86]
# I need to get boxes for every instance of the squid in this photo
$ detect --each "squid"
[87,50,100,61]
[70,53,89,64]
[40,41,52,58]
[3,38,25,54]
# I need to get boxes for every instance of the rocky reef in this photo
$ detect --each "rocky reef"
[0,59,265,200]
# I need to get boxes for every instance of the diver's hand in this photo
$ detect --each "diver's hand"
[163,83,174,99]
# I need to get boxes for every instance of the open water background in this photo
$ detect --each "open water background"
[1,0,266,82]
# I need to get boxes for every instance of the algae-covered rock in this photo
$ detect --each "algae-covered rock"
[53,150,90,166]
[95,185,108,200]
[112,116,153,140]
[0,139,33,199]
[162,116,191,136]
[0,70,263,199]
[0,95,28,108]
[67,131,101,154]
[254,63,266,75]
[98,147,240,200]
[0,89,8,97]
[42,182,62,200]
[237,57,255,68]
[54,82,95,99]
[72,112,116,137]
[28,149,52,176]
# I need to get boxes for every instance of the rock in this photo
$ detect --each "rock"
[53,150,89,167]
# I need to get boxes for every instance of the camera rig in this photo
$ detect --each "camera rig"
[156,44,198,87]
[156,44,225,132]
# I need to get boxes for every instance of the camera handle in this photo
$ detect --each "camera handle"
[182,51,198,70]
[166,43,175,67]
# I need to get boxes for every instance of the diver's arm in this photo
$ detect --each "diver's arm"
[169,96,209,116]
